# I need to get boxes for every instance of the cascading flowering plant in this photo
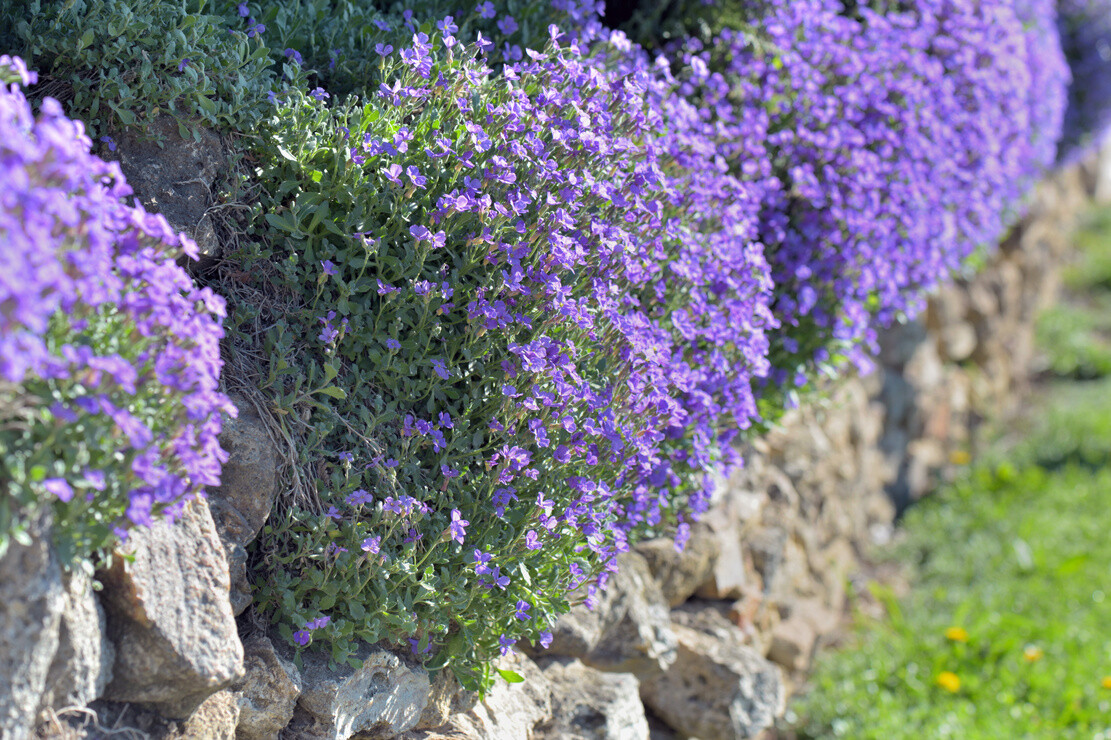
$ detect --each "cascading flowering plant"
[657,0,1067,385]
[1056,0,1111,162]
[0,55,233,563]
[249,17,778,684]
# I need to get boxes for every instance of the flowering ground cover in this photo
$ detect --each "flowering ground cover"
[790,209,1111,739]
[0,56,232,565]
[0,0,1096,690]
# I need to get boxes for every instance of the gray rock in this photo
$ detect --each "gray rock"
[536,658,649,740]
[38,569,115,720]
[640,623,784,740]
[635,524,720,607]
[207,395,280,616]
[0,517,64,739]
[181,690,240,739]
[112,115,225,258]
[448,653,551,740]
[99,498,244,718]
[415,667,471,731]
[542,552,677,678]
[233,634,301,740]
[296,645,429,739]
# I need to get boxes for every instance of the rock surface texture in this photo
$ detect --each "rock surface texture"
[536,658,649,740]
[206,394,281,615]
[541,552,677,678]
[37,569,115,722]
[111,115,224,258]
[232,634,302,740]
[0,516,64,740]
[98,497,244,718]
[641,623,785,740]
[290,645,430,739]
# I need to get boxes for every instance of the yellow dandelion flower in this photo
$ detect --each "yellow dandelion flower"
[949,450,971,465]
[1023,645,1043,662]
[1101,676,1111,690]
[945,626,969,643]
[937,671,961,693]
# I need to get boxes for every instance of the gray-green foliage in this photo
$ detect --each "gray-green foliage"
[2,0,276,136]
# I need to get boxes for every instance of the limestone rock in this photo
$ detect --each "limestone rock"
[233,634,301,740]
[635,524,719,607]
[181,690,240,739]
[38,569,115,719]
[111,115,224,258]
[767,617,817,672]
[207,395,280,616]
[415,667,471,731]
[0,517,64,739]
[536,657,648,740]
[448,653,551,740]
[296,645,429,739]
[541,552,677,677]
[640,623,784,740]
[99,498,244,718]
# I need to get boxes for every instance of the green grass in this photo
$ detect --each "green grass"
[791,207,1111,739]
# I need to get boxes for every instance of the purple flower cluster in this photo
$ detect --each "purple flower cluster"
[1057,0,1111,161]
[0,56,232,548]
[663,0,1067,376]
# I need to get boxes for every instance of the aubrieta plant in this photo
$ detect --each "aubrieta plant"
[246,22,778,687]
[1057,0,1111,162]
[0,56,232,566]
[657,0,1067,385]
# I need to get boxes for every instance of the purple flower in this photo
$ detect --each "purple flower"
[177,58,190,72]
[477,1,495,18]
[406,165,427,188]
[361,536,381,553]
[44,478,74,503]
[306,616,331,630]
[246,20,264,37]
[320,259,338,276]
[514,600,531,620]
[283,48,304,66]
[538,631,553,649]
[99,135,116,152]
[448,509,469,544]
[430,359,449,380]
[237,2,249,17]
[499,634,515,656]
[497,15,518,34]
[386,338,401,350]
[525,530,542,550]
[375,43,394,56]
[309,87,329,102]
[292,630,311,646]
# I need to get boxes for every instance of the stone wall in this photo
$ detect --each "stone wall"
[2,146,1104,739]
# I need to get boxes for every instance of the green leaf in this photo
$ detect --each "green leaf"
[76,28,95,52]
[317,386,348,400]
[496,668,525,683]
